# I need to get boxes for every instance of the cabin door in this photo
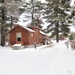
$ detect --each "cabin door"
[16,32,22,44]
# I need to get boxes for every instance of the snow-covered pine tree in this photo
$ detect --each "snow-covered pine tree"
[43,0,71,42]
[70,3,75,26]
[18,0,44,28]
[0,0,22,46]
[5,0,22,29]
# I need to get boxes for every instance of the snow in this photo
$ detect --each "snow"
[17,12,50,30]
[24,27,35,32]
[41,18,51,30]
[69,25,75,32]
[47,32,52,36]
[40,31,46,35]
[13,44,21,46]
[0,4,1,6]
[18,6,25,9]
[17,20,31,27]
[0,40,75,74]
[70,0,75,6]
[17,12,32,27]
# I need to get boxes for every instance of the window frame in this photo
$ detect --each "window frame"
[16,32,22,42]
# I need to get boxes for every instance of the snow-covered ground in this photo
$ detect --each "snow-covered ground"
[0,40,75,74]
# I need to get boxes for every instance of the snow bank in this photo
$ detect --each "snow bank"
[13,44,21,46]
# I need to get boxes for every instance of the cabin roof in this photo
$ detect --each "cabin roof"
[40,31,46,35]
[9,25,35,33]
[19,25,35,32]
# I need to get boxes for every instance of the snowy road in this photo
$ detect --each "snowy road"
[0,41,75,74]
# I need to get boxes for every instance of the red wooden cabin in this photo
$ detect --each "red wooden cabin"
[9,25,46,46]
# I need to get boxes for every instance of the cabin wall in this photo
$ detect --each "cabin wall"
[29,27,43,44]
[10,26,29,45]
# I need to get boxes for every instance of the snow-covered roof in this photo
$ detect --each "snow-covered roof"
[40,31,46,35]
[19,25,35,32]
[9,24,35,33]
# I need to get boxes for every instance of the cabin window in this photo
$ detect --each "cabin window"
[17,38,21,41]
[16,32,22,41]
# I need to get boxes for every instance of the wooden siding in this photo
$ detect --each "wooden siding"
[29,26,44,44]
[10,26,29,45]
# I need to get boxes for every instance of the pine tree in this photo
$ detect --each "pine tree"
[70,5,75,26]
[5,0,22,29]
[43,0,71,42]
[0,0,22,46]
[18,0,44,28]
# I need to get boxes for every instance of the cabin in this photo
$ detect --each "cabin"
[9,25,47,46]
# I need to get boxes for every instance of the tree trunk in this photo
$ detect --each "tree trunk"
[56,21,59,43]
[31,0,34,26]
[1,0,5,46]
[1,26,5,46]
[11,16,13,29]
